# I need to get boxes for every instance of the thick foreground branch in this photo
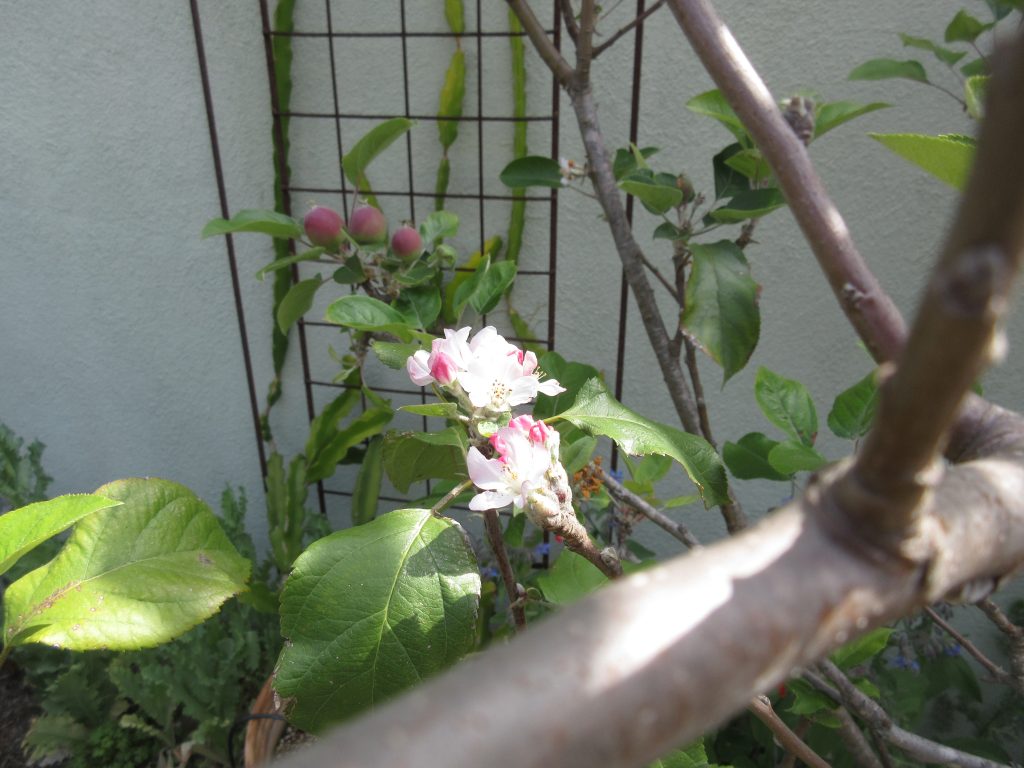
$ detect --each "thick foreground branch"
[278,444,1024,768]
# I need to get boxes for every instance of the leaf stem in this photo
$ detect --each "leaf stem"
[430,478,474,516]
[0,644,11,672]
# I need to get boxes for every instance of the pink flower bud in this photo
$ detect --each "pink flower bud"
[429,351,459,385]
[390,225,423,260]
[303,206,345,249]
[348,205,388,244]
[521,350,538,375]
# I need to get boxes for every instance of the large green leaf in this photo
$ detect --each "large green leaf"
[382,428,468,493]
[814,101,890,139]
[831,627,893,669]
[682,241,760,383]
[276,277,323,333]
[827,370,878,440]
[869,132,975,189]
[419,210,460,245]
[0,495,121,577]
[612,146,660,181]
[275,509,480,731]
[648,738,719,768]
[710,188,785,223]
[469,259,517,314]
[325,295,415,342]
[306,406,394,485]
[754,367,817,446]
[3,478,249,651]
[532,352,602,419]
[722,432,788,482]
[499,156,563,188]
[341,118,416,197]
[767,441,827,475]
[686,90,748,144]
[201,209,303,240]
[394,286,442,330]
[848,58,929,83]
[559,379,728,507]
[712,144,750,200]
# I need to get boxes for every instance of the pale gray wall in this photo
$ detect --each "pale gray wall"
[2,1,1020,563]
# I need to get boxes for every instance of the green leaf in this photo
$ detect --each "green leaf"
[325,294,414,342]
[686,90,748,144]
[394,286,442,330]
[3,478,249,651]
[848,58,929,83]
[682,241,760,382]
[831,627,892,668]
[961,58,988,77]
[437,50,466,149]
[341,118,416,198]
[351,436,384,526]
[787,678,836,717]
[396,263,437,287]
[964,75,989,119]
[613,146,659,180]
[869,132,975,189]
[559,379,728,507]
[371,340,421,370]
[399,402,461,418]
[813,101,890,139]
[619,175,684,215]
[469,259,517,314]
[201,209,303,240]
[653,222,685,241]
[898,34,966,67]
[499,156,563,188]
[0,495,121,577]
[532,352,602,419]
[445,0,464,34]
[648,739,714,768]
[560,435,598,475]
[722,432,789,482]
[256,247,326,281]
[305,388,375,475]
[275,508,480,731]
[767,441,827,475]
[754,367,818,446]
[827,370,878,440]
[332,256,366,285]
[723,148,771,182]
[945,10,992,43]
[276,277,323,333]
[710,188,786,223]
[306,406,394,485]
[382,428,468,493]
[420,210,459,245]
[537,551,609,605]
[712,144,751,200]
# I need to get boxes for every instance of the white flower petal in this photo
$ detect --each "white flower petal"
[537,378,566,396]
[469,490,515,511]
[407,350,434,386]
[467,448,507,489]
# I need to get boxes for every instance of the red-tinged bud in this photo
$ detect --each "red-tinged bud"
[303,206,345,249]
[428,351,458,385]
[390,225,423,260]
[348,205,388,245]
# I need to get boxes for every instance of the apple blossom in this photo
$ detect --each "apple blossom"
[466,422,553,512]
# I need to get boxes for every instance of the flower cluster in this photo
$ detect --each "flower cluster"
[406,327,573,522]
[406,326,564,414]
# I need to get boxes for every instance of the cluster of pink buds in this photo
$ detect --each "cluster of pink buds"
[304,203,423,261]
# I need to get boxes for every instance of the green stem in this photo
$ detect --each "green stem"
[0,643,12,672]
[430,478,474,516]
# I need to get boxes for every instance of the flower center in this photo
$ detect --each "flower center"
[489,380,511,408]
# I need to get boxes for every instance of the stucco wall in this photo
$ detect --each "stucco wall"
[2,0,1019,558]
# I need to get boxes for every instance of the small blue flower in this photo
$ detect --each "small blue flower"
[533,542,551,557]
[608,468,624,482]
[890,654,910,670]
[944,643,962,657]
[481,567,499,580]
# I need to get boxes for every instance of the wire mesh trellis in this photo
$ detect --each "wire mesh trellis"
[192,0,653,531]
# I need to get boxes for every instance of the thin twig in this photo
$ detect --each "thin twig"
[575,0,597,83]
[748,696,832,768]
[482,509,528,632]
[834,706,885,768]
[977,598,1024,694]
[925,605,1009,683]
[559,0,580,44]
[430,478,474,516]
[641,251,681,303]
[601,470,701,548]
[592,0,667,58]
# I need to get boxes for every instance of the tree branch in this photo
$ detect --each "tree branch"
[747,695,832,768]
[664,0,907,364]
[977,598,1024,694]
[818,661,1006,768]
[506,0,574,86]
[483,509,527,632]
[575,0,596,83]
[592,0,667,58]
[601,470,701,549]
[559,0,580,45]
